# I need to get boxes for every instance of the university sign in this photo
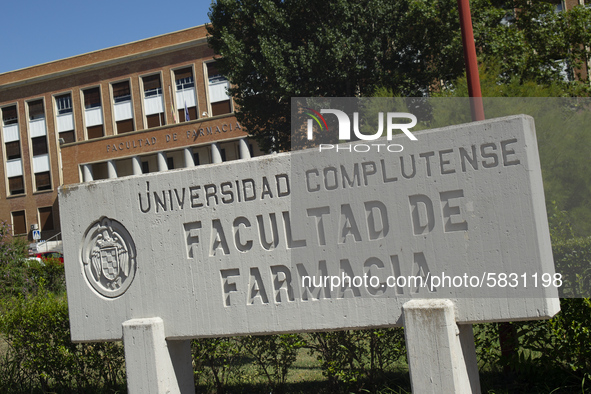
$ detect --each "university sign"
[60,115,558,393]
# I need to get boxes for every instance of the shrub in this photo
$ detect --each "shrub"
[474,236,591,390]
[240,333,305,392]
[0,291,125,393]
[192,337,244,393]
[308,328,406,393]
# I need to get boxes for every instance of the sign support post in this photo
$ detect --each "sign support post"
[403,300,481,393]
[122,318,194,394]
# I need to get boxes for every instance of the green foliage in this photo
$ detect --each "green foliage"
[0,291,125,393]
[430,59,591,237]
[308,328,406,393]
[0,216,66,298]
[208,0,590,151]
[207,0,465,151]
[553,236,591,298]
[547,201,575,244]
[192,337,244,393]
[241,334,305,392]
[1,255,65,298]
[0,220,27,262]
[26,257,67,294]
[471,0,591,86]
[475,237,591,391]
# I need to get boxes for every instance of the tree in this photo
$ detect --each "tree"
[471,0,591,87]
[207,0,465,151]
[207,0,591,151]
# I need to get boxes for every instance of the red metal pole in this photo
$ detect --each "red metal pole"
[457,0,485,121]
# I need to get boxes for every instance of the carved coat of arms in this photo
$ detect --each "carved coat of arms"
[82,217,136,298]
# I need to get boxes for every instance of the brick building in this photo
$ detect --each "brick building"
[0,25,263,244]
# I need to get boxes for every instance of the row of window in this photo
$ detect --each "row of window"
[0,62,232,197]
[1,99,52,196]
[11,206,54,236]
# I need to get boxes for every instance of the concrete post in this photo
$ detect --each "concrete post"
[82,164,93,182]
[132,156,143,175]
[403,299,481,394]
[211,142,222,164]
[238,138,251,159]
[184,148,195,168]
[157,152,168,172]
[122,317,195,394]
[107,160,117,179]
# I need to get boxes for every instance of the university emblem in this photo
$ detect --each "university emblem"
[81,217,137,298]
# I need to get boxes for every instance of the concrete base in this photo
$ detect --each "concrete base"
[123,317,194,394]
[403,299,481,394]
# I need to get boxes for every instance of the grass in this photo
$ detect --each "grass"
[193,346,412,394]
[0,333,588,394]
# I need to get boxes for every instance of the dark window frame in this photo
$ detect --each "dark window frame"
[83,87,102,109]
[12,211,26,235]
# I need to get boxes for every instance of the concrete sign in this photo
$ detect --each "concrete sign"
[59,115,558,342]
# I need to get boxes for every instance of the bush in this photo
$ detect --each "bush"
[0,257,65,299]
[0,291,125,393]
[241,334,305,392]
[308,328,406,393]
[474,237,591,391]
[192,337,244,393]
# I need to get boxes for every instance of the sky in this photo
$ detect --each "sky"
[0,0,214,75]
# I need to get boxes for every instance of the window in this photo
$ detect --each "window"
[87,125,104,139]
[167,157,174,170]
[211,101,232,116]
[32,136,48,156]
[175,67,198,122]
[5,141,21,160]
[84,87,101,109]
[55,93,76,144]
[112,81,131,103]
[206,62,232,116]
[8,176,24,195]
[28,99,45,120]
[60,130,76,144]
[35,172,51,191]
[83,87,104,139]
[143,75,162,97]
[141,161,150,174]
[116,119,134,133]
[38,207,54,231]
[2,105,18,125]
[175,68,195,90]
[146,113,164,128]
[27,101,51,192]
[55,93,72,114]
[142,75,165,128]
[3,105,24,193]
[112,81,135,133]
[11,211,26,235]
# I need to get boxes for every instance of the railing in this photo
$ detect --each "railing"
[36,232,62,252]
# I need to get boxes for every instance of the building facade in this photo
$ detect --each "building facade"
[0,25,263,243]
